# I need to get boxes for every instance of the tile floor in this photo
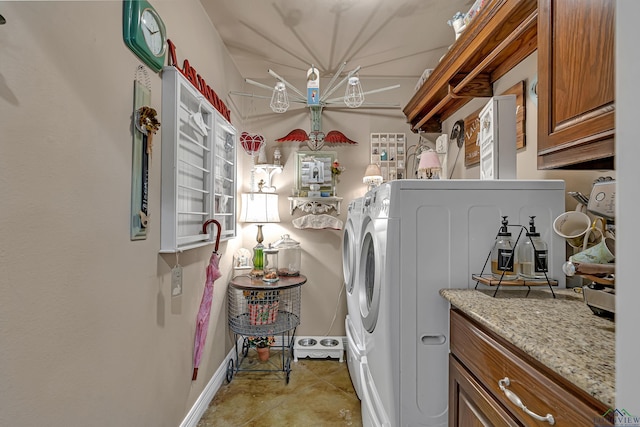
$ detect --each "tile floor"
[197,348,362,426]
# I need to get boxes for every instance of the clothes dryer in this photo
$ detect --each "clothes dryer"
[342,197,365,399]
[358,180,566,426]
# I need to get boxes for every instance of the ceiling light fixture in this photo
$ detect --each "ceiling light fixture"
[270,82,289,113]
[344,76,364,108]
[231,62,400,149]
[231,63,400,112]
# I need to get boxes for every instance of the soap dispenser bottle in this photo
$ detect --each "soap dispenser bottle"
[518,216,549,279]
[491,216,518,280]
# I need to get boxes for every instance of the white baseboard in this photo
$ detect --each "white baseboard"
[179,340,239,427]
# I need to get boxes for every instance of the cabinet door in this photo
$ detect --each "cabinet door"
[161,67,216,252]
[537,0,615,169]
[212,113,237,240]
[449,355,519,427]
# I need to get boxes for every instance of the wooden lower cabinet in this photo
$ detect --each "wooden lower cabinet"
[449,309,612,426]
[450,355,520,426]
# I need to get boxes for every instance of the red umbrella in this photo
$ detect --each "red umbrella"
[192,220,222,380]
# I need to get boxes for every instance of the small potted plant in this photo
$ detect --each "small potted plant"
[250,336,275,361]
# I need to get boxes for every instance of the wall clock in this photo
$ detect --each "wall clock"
[123,0,167,72]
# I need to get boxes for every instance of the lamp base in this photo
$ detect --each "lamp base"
[251,241,264,277]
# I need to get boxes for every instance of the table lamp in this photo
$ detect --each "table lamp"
[239,192,280,276]
[363,164,383,191]
[418,149,441,179]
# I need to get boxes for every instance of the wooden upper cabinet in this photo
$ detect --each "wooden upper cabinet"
[403,0,538,133]
[537,0,615,169]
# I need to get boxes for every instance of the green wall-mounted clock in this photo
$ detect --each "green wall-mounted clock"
[123,0,167,73]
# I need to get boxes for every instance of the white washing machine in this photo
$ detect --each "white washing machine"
[342,197,366,400]
[358,179,566,426]
[343,197,364,316]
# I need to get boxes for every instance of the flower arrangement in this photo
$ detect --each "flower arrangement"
[249,336,275,348]
[331,160,345,176]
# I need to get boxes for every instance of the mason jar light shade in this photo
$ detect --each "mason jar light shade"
[270,82,289,113]
[344,76,364,108]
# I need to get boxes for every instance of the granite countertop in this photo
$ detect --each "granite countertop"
[440,288,615,407]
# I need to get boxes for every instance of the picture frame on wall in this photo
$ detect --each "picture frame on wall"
[294,151,336,193]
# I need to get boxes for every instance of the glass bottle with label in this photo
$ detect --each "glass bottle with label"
[491,216,518,280]
[518,216,549,279]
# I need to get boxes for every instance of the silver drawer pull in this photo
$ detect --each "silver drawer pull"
[498,378,555,425]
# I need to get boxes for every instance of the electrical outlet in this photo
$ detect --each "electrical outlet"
[171,265,183,297]
[436,134,448,154]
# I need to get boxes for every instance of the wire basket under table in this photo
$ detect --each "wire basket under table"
[227,285,301,336]
[226,275,306,384]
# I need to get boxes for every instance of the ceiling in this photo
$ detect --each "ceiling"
[200,0,473,82]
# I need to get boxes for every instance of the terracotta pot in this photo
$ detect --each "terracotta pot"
[256,346,270,362]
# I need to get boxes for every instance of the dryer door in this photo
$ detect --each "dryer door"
[358,218,383,333]
[342,218,357,294]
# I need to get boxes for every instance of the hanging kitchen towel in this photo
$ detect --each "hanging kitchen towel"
[293,214,343,230]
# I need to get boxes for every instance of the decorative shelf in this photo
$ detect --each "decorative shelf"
[252,164,283,190]
[370,133,406,181]
[288,197,343,215]
[403,0,537,133]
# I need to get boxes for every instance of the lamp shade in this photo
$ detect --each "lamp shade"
[363,163,382,182]
[239,193,280,223]
[363,163,383,190]
[418,150,441,171]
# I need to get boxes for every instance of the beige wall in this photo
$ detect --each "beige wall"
[0,1,244,425]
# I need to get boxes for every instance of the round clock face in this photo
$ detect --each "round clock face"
[141,8,165,57]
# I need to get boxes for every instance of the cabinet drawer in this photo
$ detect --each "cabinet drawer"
[450,309,611,426]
